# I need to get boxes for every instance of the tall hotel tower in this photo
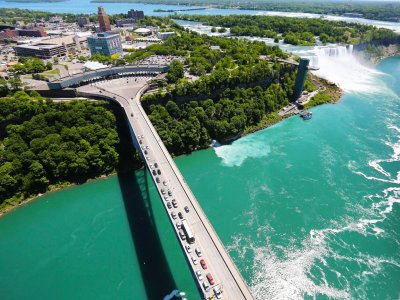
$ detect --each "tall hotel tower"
[98,7,111,32]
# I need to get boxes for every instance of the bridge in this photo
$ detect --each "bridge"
[41,67,254,300]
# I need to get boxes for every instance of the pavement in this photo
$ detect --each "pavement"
[77,77,254,300]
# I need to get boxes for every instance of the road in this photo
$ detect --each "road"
[77,77,254,300]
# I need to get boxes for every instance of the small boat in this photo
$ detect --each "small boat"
[300,111,313,120]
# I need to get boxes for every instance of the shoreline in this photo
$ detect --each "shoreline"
[0,76,343,217]
[0,172,118,217]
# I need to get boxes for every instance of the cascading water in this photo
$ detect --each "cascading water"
[290,44,387,94]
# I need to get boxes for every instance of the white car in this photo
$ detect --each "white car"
[185,244,191,253]
[195,248,202,257]
[191,256,198,265]
[196,270,203,281]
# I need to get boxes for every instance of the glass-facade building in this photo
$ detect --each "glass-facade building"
[87,33,123,57]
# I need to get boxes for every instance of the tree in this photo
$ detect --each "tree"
[166,60,184,83]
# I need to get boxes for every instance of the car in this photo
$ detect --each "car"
[172,200,178,208]
[146,146,149,149]
[163,196,169,201]
[195,248,202,257]
[149,163,153,169]
[206,273,215,285]
[185,244,191,253]
[157,169,161,175]
[200,259,207,270]
[144,150,148,155]
[196,270,203,281]
[176,222,182,230]
[163,181,167,186]
[167,202,172,209]
[168,190,172,196]
[152,170,157,176]
[130,113,133,117]
[171,212,177,219]
[156,177,160,183]
[140,135,144,139]
[154,163,158,168]
[145,156,150,161]
[178,212,183,219]
[213,286,222,299]
[161,188,165,194]
[179,230,186,240]
[184,206,189,213]
[139,140,142,144]
[202,281,210,292]
[191,256,198,265]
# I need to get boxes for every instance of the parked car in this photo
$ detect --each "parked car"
[157,169,161,175]
[184,206,189,213]
[168,190,172,196]
[154,163,158,168]
[163,180,167,186]
[171,212,177,219]
[167,202,172,209]
[213,286,222,299]
[156,177,160,183]
[152,169,157,176]
[178,212,183,219]
[172,200,178,208]
[206,273,215,285]
[185,244,191,253]
[195,248,202,257]
[179,230,186,240]
[176,222,182,230]
[200,259,207,269]
[191,256,198,265]
[202,281,210,292]
[161,188,165,194]
[196,270,203,281]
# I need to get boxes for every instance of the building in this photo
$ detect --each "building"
[49,16,63,23]
[87,33,122,57]
[127,9,144,20]
[134,28,152,36]
[98,6,111,32]
[15,44,67,59]
[116,18,136,27]
[157,32,175,40]
[0,27,47,41]
[14,34,89,59]
[77,16,90,27]
[294,58,310,99]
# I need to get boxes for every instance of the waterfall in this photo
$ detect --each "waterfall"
[294,44,384,93]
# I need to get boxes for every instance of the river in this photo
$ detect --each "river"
[0,2,400,299]
[0,0,399,33]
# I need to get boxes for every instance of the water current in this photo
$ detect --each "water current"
[0,3,399,299]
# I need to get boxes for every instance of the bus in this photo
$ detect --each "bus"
[182,220,195,244]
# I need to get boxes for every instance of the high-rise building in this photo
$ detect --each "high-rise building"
[294,58,310,99]
[127,9,144,20]
[77,16,90,28]
[98,6,111,32]
[87,33,122,57]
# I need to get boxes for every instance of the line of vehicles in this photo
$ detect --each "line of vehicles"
[137,134,223,299]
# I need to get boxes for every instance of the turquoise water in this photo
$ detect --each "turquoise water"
[0,56,399,299]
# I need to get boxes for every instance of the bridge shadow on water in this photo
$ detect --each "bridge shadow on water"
[117,169,177,299]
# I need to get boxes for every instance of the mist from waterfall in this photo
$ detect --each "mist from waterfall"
[292,45,387,94]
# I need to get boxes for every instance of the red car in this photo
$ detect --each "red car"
[206,273,215,285]
[200,259,207,270]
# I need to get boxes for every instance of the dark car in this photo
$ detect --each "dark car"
[152,169,157,176]
[178,212,183,219]
[154,163,158,168]
[157,169,161,175]
[167,202,172,209]
[184,206,189,213]
[172,200,178,208]
[168,190,172,196]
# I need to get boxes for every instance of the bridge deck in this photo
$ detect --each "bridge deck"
[77,78,254,300]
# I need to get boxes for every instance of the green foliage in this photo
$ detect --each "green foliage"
[10,57,51,75]
[166,60,184,83]
[177,15,397,46]
[0,93,121,209]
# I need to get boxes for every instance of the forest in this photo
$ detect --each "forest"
[177,15,398,46]
[0,91,138,212]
